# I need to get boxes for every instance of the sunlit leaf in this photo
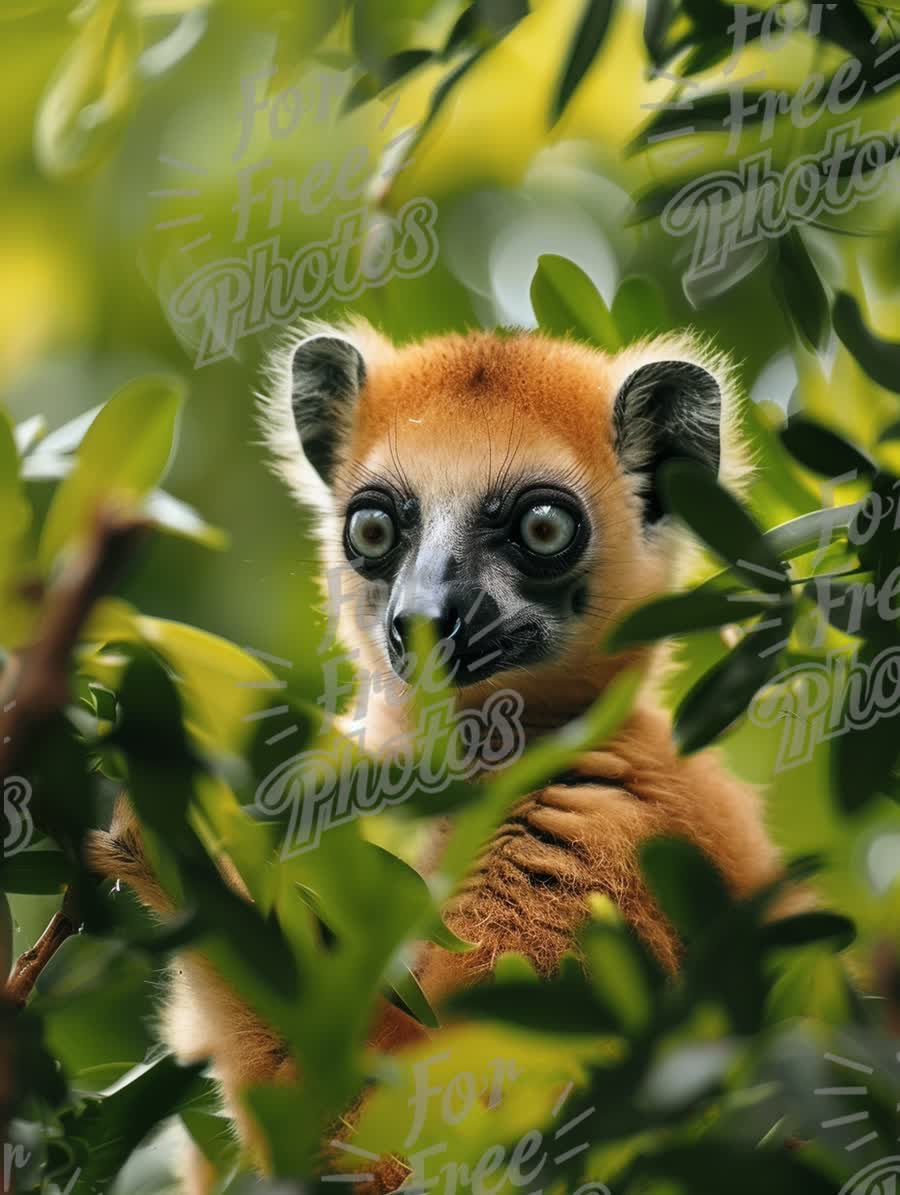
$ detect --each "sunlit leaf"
[388,964,440,1029]
[674,596,794,752]
[773,230,830,352]
[607,589,778,652]
[833,291,900,394]
[530,254,619,351]
[780,415,876,479]
[832,643,900,813]
[14,414,48,456]
[642,0,675,64]
[659,461,790,593]
[39,374,186,571]
[56,1056,206,1190]
[550,0,617,125]
[640,837,730,943]
[35,0,141,178]
[610,275,667,343]
[142,490,228,550]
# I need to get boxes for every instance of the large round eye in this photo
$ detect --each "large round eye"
[347,508,396,559]
[519,504,577,556]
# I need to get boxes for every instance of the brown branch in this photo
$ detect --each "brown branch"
[1,507,149,1010]
[6,888,80,1009]
[0,507,148,777]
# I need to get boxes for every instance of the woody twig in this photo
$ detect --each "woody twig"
[2,508,148,1009]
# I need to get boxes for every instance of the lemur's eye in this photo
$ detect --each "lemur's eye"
[519,505,577,556]
[347,509,396,559]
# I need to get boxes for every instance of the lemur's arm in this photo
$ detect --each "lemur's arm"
[415,706,787,1004]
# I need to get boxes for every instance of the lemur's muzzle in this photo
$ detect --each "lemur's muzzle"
[386,586,504,686]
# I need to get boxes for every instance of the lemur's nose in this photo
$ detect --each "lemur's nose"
[389,603,466,657]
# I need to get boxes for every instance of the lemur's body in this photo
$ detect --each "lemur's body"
[89,323,786,1192]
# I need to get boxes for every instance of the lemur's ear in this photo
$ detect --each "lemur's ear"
[290,334,366,485]
[612,360,722,524]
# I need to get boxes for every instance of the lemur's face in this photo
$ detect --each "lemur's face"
[341,446,593,686]
[278,327,725,694]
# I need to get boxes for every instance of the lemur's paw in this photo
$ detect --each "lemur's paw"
[546,750,633,790]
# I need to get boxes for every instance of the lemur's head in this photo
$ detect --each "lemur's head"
[264,320,740,707]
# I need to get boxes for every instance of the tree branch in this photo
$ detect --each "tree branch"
[0,508,147,776]
[6,888,80,1009]
[2,508,148,1010]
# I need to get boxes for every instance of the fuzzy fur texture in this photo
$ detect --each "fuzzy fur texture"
[90,319,788,1193]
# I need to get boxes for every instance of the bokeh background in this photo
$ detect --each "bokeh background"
[3,0,900,1190]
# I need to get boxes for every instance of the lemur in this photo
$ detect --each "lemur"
[88,320,790,1192]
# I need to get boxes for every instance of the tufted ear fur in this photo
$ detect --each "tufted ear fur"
[258,318,395,514]
[612,356,724,525]
[289,335,366,485]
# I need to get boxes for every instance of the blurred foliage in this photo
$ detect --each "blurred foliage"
[2,0,900,1192]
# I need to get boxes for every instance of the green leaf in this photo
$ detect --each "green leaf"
[0,849,72,894]
[773,230,830,352]
[833,291,900,394]
[143,490,228,550]
[381,48,434,83]
[417,43,487,138]
[32,403,102,456]
[606,589,779,651]
[681,0,731,32]
[35,936,129,1004]
[642,0,675,64]
[476,0,529,34]
[39,374,186,571]
[444,4,481,54]
[582,921,658,1032]
[34,0,140,179]
[832,644,900,813]
[762,505,859,563]
[674,596,794,753]
[58,1055,206,1191]
[493,951,540,983]
[14,414,48,455]
[610,275,667,343]
[780,415,877,479]
[767,952,860,1025]
[451,971,620,1034]
[761,911,856,952]
[388,964,440,1029]
[623,1142,836,1195]
[549,0,617,125]
[640,837,731,943]
[530,254,620,351]
[659,461,790,593]
[679,33,734,75]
